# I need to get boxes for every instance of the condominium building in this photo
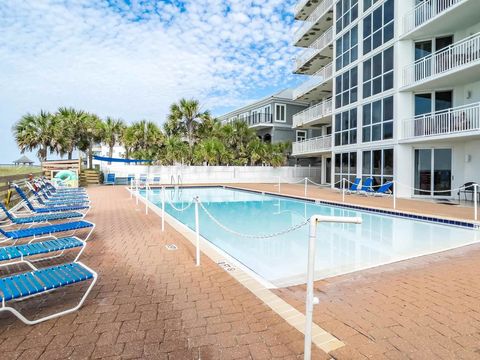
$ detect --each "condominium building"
[292,0,480,197]
[218,89,324,163]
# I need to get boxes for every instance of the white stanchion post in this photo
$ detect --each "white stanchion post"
[475,184,478,221]
[136,180,139,205]
[194,196,200,266]
[145,183,149,215]
[304,177,307,197]
[342,178,346,202]
[161,186,165,232]
[393,181,397,210]
[304,215,362,360]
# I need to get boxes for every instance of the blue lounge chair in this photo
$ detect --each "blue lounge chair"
[104,173,116,185]
[41,179,86,194]
[373,182,393,196]
[0,262,97,324]
[346,178,361,193]
[0,220,95,244]
[153,176,161,184]
[13,186,90,214]
[35,182,89,201]
[25,184,90,207]
[0,237,85,264]
[359,178,374,194]
[0,203,83,226]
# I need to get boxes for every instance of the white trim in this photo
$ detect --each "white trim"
[296,130,308,142]
[274,103,287,123]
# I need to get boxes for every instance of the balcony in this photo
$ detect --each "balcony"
[293,0,333,47]
[294,0,321,20]
[292,135,332,156]
[245,113,273,129]
[294,26,334,75]
[402,0,480,39]
[402,33,480,91]
[293,62,333,102]
[402,102,480,142]
[292,98,332,128]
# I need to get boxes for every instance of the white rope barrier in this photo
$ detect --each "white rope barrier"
[197,200,310,239]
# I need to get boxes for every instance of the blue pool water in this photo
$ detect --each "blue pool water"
[140,187,479,287]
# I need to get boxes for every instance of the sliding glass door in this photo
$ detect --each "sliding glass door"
[414,148,452,196]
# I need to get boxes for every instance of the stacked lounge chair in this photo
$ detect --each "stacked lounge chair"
[0,178,97,325]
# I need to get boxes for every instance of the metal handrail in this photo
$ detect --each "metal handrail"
[293,62,333,100]
[294,26,334,71]
[292,135,332,156]
[292,98,333,128]
[293,0,334,45]
[403,0,464,34]
[403,32,480,86]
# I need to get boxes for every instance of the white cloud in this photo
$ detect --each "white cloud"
[0,0,302,161]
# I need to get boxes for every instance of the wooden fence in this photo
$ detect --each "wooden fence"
[0,171,42,208]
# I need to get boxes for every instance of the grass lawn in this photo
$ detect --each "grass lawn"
[0,166,42,177]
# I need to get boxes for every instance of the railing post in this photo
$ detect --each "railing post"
[194,196,201,266]
[145,183,149,215]
[393,181,397,210]
[304,177,308,197]
[304,215,362,360]
[342,178,346,202]
[475,184,478,222]
[136,179,139,205]
[161,186,165,232]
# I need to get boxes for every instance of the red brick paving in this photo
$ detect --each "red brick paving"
[0,186,326,359]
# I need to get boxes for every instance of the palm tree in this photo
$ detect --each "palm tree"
[13,111,55,162]
[160,136,189,165]
[168,99,211,146]
[123,120,163,159]
[247,137,266,166]
[102,117,126,164]
[54,107,88,159]
[77,113,104,169]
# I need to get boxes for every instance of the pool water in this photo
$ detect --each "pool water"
[140,187,479,287]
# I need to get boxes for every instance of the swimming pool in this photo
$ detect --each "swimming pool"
[139,186,479,288]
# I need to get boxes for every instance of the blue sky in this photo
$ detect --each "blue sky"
[0,0,303,163]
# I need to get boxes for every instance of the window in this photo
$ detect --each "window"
[336,0,359,34]
[334,108,357,146]
[363,0,394,55]
[335,66,358,109]
[363,0,380,11]
[334,151,357,188]
[335,25,358,70]
[296,130,307,142]
[362,148,394,187]
[275,104,286,122]
[362,96,394,142]
[363,46,393,99]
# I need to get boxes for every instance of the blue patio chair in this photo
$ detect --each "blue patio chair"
[0,262,97,324]
[35,182,88,201]
[373,182,394,196]
[13,185,90,215]
[0,219,95,245]
[153,176,161,184]
[0,202,83,226]
[26,184,90,207]
[0,237,86,267]
[104,173,116,185]
[346,178,362,193]
[359,178,374,194]
[41,179,86,194]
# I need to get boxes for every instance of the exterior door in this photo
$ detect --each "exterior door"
[325,157,332,184]
[414,148,452,196]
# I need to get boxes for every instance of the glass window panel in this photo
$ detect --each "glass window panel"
[372,77,382,95]
[373,150,382,174]
[373,7,382,31]
[383,149,394,175]
[383,47,394,71]
[384,0,394,22]
[350,129,357,144]
[383,121,393,139]
[350,108,357,127]
[373,30,383,48]
[383,72,393,90]
[383,96,393,120]
[372,124,381,141]
[363,82,371,98]
[372,100,382,123]
[363,104,371,125]
[364,15,371,37]
[384,23,394,43]
[350,152,357,173]
[373,53,382,77]
[363,127,371,142]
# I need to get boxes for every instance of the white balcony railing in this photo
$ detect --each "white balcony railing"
[293,98,333,128]
[292,135,332,155]
[403,0,464,34]
[403,102,480,140]
[294,0,310,17]
[293,62,333,100]
[293,0,334,45]
[294,26,334,71]
[403,32,480,86]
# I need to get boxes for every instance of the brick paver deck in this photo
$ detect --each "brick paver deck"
[0,186,326,360]
[2,184,480,359]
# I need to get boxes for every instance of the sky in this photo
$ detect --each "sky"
[0,0,303,164]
